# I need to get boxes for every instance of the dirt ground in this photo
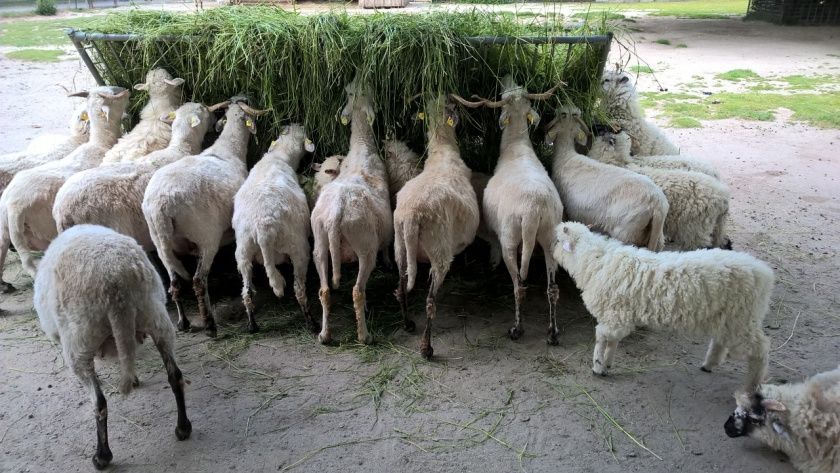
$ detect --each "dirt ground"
[1,12,839,473]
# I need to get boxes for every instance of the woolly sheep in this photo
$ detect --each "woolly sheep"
[553,221,773,390]
[307,155,344,208]
[383,138,421,208]
[53,102,214,251]
[393,95,480,359]
[233,124,318,333]
[467,75,564,344]
[589,130,731,250]
[310,76,393,345]
[601,70,680,156]
[545,104,668,251]
[725,366,840,473]
[34,224,191,470]
[0,86,129,280]
[143,98,266,337]
[101,68,184,164]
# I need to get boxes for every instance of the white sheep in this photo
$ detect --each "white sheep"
[383,138,421,208]
[545,104,668,251]
[52,102,214,251]
[553,221,773,390]
[589,130,731,250]
[601,70,680,156]
[34,224,191,470]
[233,124,318,333]
[468,75,565,344]
[101,68,184,164]
[392,95,480,359]
[0,86,130,280]
[306,155,344,208]
[726,366,840,473]
[310,76,392,345]
[143,98,265,337]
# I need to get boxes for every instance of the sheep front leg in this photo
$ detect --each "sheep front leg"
[593,322,631,376]
[154,335,192,441]
[353,251,375,345]
[701,338,727,372]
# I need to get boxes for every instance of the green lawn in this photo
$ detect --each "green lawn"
[6,48,64,62]
[573,0,747,19]
[0,17,94,47]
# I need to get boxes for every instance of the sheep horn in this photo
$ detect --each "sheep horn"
[471,95,508,108]
[97,89,129,100]
[524,83,565,101]
[574,115,589,131]
[238,103,270,117]
[449,94,484,108]
[407,93,423,102]
[207,101,231,112]
[67,91,89,98]
[543,115,561,132]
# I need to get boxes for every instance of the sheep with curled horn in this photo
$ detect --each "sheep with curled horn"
[453,76,565,345]
[143,97,268,337]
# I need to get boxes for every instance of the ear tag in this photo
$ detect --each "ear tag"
[527,113,535,125]
[340,116,349,126]
[446,116,456,127]
[245,118,254,128]
[305,138,313,146]
[269,140,276,150]
[80,111,89,122]
[167,111,177,120]
[190,115,201,127]
[576,130,587,143]
[503,116,510,126]
[417,112,425,121]
[562,241,572,253]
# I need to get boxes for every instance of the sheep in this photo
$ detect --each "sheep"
[589,130,731,250]
[601,70,680,156]
[383,138,421,208]
[553,221,773,390]
[392,95,480,359]
[33,224,191,470]
[232,124,318,333]
[725,366,840,473]
[310,76,392,345]
[465,75,565,344]
[470,171,502,268]
[545,104,668,252]
[0,86,130,280]
[101,68,184,165]
[52,102,214,251]
[306,155,344,208]
[143,98,266,337]
[0,103,90,192]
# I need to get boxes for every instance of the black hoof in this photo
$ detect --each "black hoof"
[508,326,523,340]
[132,376,140,388]
[175,420,192,440]
[420,345,434,360]
[246,322,259,334]
[722,238,733,250]
[547,335,560,346]
[177,318,191,332]
[92,452,112,470]
[700,366,712,373]
[306,321,321,334]
[1,282,16,294]
[592,370,607,377]
[403,319,416,333]
[204,326,217,338]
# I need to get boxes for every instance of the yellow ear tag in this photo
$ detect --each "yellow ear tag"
[245,119,254,128]
[576,130,586,143]
[527,113,535,125]
[446,116,455,127]
[340,116,349,126]
[417,112,425,121]
[190,115,201,127]
[305,138,313,146]
[167,111,176,120]
[79,111,89,122]
[503,117,510,126]
[269,140,276,150]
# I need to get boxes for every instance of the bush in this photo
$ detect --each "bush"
[35,0,57,16]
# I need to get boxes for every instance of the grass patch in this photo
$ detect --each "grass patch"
[782,74,840,90]
[716,69,762,81]
[654,38,671,45]
[0,17,94,47]
[5,48,64,62]
[629,64,653,74]
[570,0,747,19]
[572,11,626,21]
[669,116,702,128]
[676,43,688,48]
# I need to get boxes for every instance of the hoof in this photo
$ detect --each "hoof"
[700,366,712,373]
[508,326,523,340]
[92,452,113,470]
[592,369,607,377]
[204,326,217,338]
[175,420,192,440]
[132,376,140,388]
[403,319,416,333]
[246,322,259,334]
[359,333,373,345]
[306,321,321,334]
[317,332,332,345]
[1,282,15,294]
[547,335,560,346]
[177,318,191,332]
[420,345,434,360]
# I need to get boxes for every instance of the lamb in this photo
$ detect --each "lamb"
[553,221,773,390]
[0,103,90,193]
[310,76,392,345]
[589,130,731,250]
[33,224,191,470]
[601,70,680,156]
[101,68,184,164]
[52,102,215,251]
[725,366,840,473]
[232,124,318,333]
[143,97,266,337]
[383,138,421,208]
[306,155,344,208]
[467,75,565,344]
[545,104,668,251]
[392,95,480,359]
[0,86,129,280]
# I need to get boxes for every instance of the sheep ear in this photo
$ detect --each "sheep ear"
[544,129,555,146]
[619,75,630,84]
[244,116,257,135]
[100,105,111,121]
[312,163,322,171]
[446,112,459,128]
[304,137,315,153]
[133,82,148,91]
[159,111,176,124]
[760,399,786,412]
[189,115,201,128]
[498,110,510,130]
[526,108,540,127]
[215,117,227,133]
[562,241,573,253]
[68,91,89,98]
[165,78,185,87]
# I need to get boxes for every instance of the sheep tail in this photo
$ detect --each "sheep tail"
[146,211,190,281]
[327,201,343,290]
[647,206,666,251]
[519,214,539,281]
[257,231,286,299]
[402,219,420,293]
[108,309,138,395]
[7,206,37,277]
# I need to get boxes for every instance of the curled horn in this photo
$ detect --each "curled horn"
[407,93,423,102]
[449,94,484,108]
[543,115,561,132]
[471,94,509,109]
[97,89,130,100]
[67,91,89,98]
[208,101,231,112]
[524,83,565,101]
[238,103,270,117]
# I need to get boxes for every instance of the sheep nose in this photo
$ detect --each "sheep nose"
[724,415,746,438]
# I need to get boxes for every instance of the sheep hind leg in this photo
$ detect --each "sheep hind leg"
[69,352,112,469]
[0,228,15,293]
[501,243,525,340]
[240,266,258,334]
[169,275,190,332]
[701,338,728,372]
[153,333,192,441]
[395,274,415,333]
[193,250,218,338]
[313,231,332,344]
[542,238,560,345]
[420,266,445,360]
[290,250,318,333]
[352,252,375,345]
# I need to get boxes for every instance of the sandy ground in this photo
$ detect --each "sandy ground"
[1,12,839,473]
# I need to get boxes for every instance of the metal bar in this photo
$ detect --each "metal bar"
[596,31,614,79]
[67,29,105,86]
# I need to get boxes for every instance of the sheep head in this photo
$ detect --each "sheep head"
[75,86,129,124]
[725,391,789,440]
[601,70,637,108]
[588,129,632,164]
[161,102,213,141]
[69,103,91,137]
[544,104,588,146]
[212,98,269,134]
[313,155,344,185]
[471,74,562,130]
[339,76,376,126]
[269,123,316,154]
[133,68,185,97]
